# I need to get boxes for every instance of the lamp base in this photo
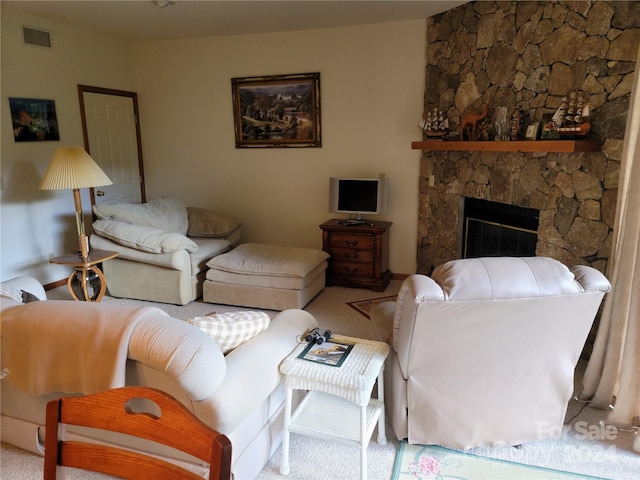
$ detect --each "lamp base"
[78,233,89,259]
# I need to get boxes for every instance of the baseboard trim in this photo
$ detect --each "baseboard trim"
[391,272,410,281]
[44,278,66,291]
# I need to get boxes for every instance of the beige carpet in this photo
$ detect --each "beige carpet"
[3,280,640,479]
[347,295,397,319]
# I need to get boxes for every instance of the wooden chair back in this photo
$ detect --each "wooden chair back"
[44,386,232,480]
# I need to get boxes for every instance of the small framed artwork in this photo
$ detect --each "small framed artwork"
[9,97,60,142]
[525,121,541,140]
[231,72,321,148]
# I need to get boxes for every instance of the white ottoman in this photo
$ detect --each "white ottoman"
[203,243,329,310]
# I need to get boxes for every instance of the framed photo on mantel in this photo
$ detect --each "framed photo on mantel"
[231,72,321,148]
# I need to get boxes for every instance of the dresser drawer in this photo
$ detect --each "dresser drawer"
[329,261,374,277]
[328,234,375,250]
[330,247,374,264]
[320,219,392,292]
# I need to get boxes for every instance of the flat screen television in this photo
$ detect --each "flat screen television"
[329,177,388,224]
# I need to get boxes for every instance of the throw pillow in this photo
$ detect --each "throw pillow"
[93,196,189,235]
[21,290,41,303]
[188,311,270,354]
[93,219,199,254]
[0,284,23,303]
[187,207,241,238]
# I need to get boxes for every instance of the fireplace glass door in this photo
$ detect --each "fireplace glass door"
[463,198,539,258]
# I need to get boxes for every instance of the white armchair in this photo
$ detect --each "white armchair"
[371,256,611,449]
[90,196,241,305]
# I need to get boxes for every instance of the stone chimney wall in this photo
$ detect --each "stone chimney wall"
[418,1,639,274]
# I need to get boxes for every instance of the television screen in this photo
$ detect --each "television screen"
[337,179,378,212]
[329,177,388,219]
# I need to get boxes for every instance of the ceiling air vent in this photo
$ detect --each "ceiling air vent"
[23,27,51,48]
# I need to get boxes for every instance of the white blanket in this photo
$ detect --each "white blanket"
[1,300,169,395]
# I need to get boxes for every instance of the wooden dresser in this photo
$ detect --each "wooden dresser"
[320,219,392,291]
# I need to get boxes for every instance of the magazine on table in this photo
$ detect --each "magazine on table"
[298,339,354,367]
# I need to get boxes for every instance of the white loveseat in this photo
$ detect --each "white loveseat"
[1,276,316,479]
[90,196,241,305]
[371,256,611,450]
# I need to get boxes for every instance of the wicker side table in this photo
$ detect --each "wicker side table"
[279,335,389,480]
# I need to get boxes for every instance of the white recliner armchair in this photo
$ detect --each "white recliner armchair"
[90,196,241,305]
[371,256,611,449]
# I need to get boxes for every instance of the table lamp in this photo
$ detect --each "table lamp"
[39,147,112,259]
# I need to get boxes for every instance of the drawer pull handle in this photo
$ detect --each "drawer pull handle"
[345,240,359,247]
[345,253,359,260]
[344,267,359,274]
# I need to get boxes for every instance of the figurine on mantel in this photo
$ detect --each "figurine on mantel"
[510,105,526,141]
[554,91,591,138]
[459,104,489,141]
[420,107,449,138]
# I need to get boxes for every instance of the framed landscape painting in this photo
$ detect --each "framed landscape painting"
[231,72,321,148]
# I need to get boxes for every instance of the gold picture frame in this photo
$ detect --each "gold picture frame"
[231,72,321,148]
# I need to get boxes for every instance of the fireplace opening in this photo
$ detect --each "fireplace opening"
[463,198,539,258]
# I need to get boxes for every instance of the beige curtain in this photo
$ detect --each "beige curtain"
[581,47,640,453]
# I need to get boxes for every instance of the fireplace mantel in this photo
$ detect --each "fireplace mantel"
[412,139,601,153]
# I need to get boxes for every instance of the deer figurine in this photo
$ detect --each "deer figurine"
[459,104,490,141]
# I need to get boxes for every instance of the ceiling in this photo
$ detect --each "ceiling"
[2,0,467,41]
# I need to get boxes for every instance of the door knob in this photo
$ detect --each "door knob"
[96,190,105,196]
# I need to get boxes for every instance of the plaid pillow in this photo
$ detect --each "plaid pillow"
[188,311,270,354]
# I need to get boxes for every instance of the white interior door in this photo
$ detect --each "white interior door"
[80,87,145,206]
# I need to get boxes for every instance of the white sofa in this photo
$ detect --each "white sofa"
[90,196,241,305]
[1,276,316,479]
[371,256,611,450]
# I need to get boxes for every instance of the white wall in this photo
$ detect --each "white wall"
[133,20,425,275]
[1,11,425,284]
[1,7,137,283]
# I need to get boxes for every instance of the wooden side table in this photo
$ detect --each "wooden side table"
[49,249,118,302]
[320,219,392,291]
[279,335,389,480]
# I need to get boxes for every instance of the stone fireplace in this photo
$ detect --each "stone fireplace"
[417,1,638,275]
[418,146,617,274]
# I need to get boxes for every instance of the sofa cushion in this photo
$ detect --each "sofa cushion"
[0,284,23,303]
[189,238,233,274]
[207,243,329,278]
[205,261,327,289]
[93,219,199,254]
[93,196,188,235]
[188,311,270,354]
[187,207,241,238]
[0,284,38,304]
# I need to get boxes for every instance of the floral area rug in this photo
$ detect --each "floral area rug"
[346,295,397,319]
[392,441,606,480]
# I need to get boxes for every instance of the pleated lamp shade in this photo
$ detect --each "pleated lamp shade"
[39,147,112,190]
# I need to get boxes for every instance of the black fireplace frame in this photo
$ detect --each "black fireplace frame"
[462,198,539,259]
